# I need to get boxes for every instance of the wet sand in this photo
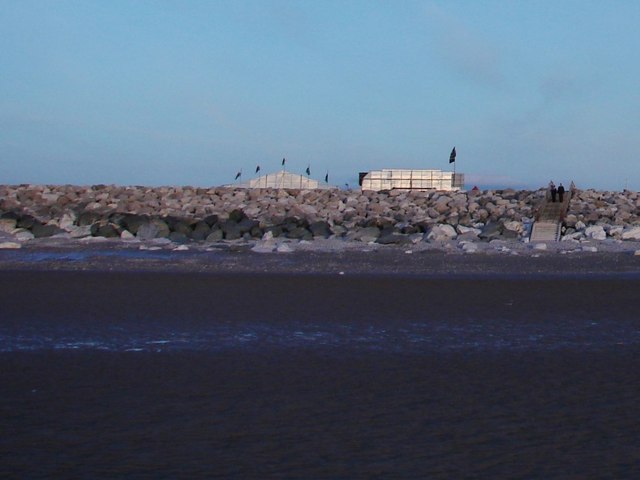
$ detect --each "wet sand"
[1,240,640,276]
[3,349,640,478]
[2,252,640,477]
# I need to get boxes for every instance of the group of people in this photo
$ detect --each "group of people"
[548,181,566,203]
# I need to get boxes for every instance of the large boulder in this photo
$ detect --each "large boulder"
[621,226,640,241]
[376,232,412,245]
[205,229,224,242]
[92,222,120,238]
[503,221,524,234]
[13,229,35,241]
[426,224,457,242]
[353,226,381,243]
[478,222,502,241]
[237,218,259,235]
[456,225,481,240]
[58,212,77,231]
[137,222,159,240]
[121,214,149,235]
[190,221,211,241]
[17,215,37,229]
[77,211,102,227]
[219,220,243,240]
[203,214,219,227]
[0,218,17,233]
[150,218,170,238]
[309,220,331,238]
[286,226,313,240]
[585,225,606,240]
[32,222,62,238]
[169,231,189,244]
[228,209,247,223]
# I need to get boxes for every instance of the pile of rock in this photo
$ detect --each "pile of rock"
[560,189,640,242]
[0,184,639,246]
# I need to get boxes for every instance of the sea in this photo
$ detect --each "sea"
[1,263,640,478]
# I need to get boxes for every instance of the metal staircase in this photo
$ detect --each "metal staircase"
[530,221,561,241]
[530,191,572,242]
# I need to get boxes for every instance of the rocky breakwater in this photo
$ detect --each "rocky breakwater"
[563,189,640,242]
[0,184,639,251]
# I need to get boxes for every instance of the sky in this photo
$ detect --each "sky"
[2,0,640,190]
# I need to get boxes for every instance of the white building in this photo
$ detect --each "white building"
[232,171,335,189]
[359,169,464,192]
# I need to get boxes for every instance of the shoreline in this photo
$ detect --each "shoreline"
[2,237,640,276]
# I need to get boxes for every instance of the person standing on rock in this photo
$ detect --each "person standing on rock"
[557,183,565,203]
[549,181,557,202]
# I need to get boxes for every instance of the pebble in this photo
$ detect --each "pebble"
[0,242,21,249]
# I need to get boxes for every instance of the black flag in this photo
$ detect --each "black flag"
[305,166,311,176]
[234,170,241,180]
[324,172,329,183]
[449,147,456,163]
[282,158,286,166]
[255,165,260,173]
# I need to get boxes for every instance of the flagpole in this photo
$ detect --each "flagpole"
[449,146,457,189]
[281,157,285,189]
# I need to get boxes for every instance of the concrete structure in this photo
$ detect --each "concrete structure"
[233,171,335,190]
[359,169,464,192]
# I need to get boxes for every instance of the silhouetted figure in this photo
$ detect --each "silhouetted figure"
[557,183,565,203]
[549,181,557,202]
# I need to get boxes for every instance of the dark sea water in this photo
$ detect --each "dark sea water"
[2,270,640,478]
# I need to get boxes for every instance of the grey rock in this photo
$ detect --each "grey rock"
[0,218,17,233]
[13,229,35,241]
[169,231,189,243]
[205,229,224,242]
[77,211,101,227]
[309,220,331,238]
[352,226,381,242]
[136,222,159,240]
[376,232,411,245]
[151,218,170,238]
[1,211,20,220]
[228,209,246,223]
[203,214,219,227]
[426,224,457,242]
[264,225,284,238]
[479,222,503,241]
[223,224,243,240]
[17,215,37,229]
[191,221,211,241]
[286,226,313,240]
[121,214,148,234]
[32,222,62,238]
[237,217,259,234]
[170,219,193,236]
[94,223,120,238]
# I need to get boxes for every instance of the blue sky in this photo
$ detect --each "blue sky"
[2,0,639,190]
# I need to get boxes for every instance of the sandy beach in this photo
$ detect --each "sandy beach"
[2,238,640,478]
[2,263,640,477]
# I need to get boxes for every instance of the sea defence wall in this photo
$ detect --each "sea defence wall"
[1,185,640,244]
